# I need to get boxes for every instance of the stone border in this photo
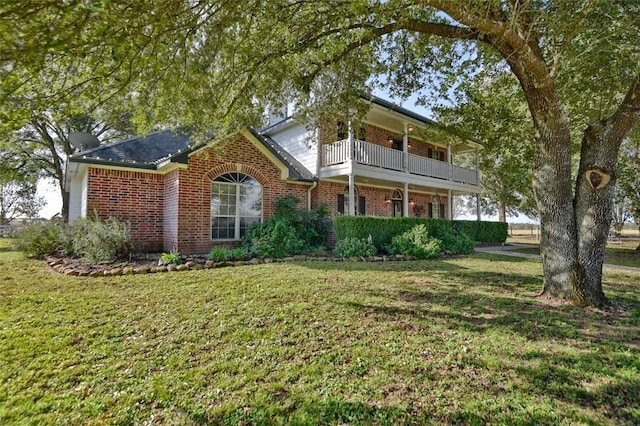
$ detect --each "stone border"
[44,254,421,277]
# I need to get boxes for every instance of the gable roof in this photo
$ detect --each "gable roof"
[68,128,315,181]
[248,129,315,181]
[69,130,193,170]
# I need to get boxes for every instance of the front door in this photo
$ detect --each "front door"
[392,200,402,217]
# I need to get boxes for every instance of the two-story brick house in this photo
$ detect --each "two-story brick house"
[65,96,481,253]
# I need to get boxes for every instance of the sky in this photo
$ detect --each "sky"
[37,179,62,219]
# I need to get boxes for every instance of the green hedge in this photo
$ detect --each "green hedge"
[452,220,508,243]
[334,216,507,248]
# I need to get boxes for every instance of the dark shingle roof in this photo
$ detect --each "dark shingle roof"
[69,128,315,181]
[69,130,193,169]
[361,94,438,126]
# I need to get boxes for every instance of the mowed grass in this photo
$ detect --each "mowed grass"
[1,239,639,425]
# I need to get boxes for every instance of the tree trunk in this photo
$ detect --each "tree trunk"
[61,182,69,222]
[497,202,506,222]
[571,121,621,307]
[526,95,586,304]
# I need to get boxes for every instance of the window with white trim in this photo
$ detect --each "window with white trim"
[211,172,262,240]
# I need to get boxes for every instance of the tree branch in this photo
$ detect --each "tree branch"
[609,72,640,138]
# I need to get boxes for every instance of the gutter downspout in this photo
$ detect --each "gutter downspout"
[307,181,318,211]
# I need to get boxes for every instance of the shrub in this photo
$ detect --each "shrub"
[16,222,64,258]
[243,196,330,258]
[244,220,306,258]
[334,216,484,253]
[158,249,182,266]
[388,224,442,259]
[208,247,245,262]
[334,236,377,258]
[68,217,132,263]
[435,227,475,254]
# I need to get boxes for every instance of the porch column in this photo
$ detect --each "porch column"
[402,123,409,172]
[476,193,482,221]
[403,182,409,217]
[475,149,480,185]
[447,189,453,220]
[348,174,356,216]
[447,143,453,181]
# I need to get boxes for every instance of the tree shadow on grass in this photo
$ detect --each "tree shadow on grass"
[514,353,640,424]
[294,258,469,273]
[192,398,575,425]
[339,266,640,425]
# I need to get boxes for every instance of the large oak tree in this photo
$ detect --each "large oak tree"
[2,1,640,307]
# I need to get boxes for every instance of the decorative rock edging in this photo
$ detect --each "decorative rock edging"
[44,253,427,278]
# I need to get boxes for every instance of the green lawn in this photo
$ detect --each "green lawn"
[1,239,639,425]
[507,238,640,268]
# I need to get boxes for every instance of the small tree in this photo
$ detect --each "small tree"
[0,180,44,224]
[0,152,43,224]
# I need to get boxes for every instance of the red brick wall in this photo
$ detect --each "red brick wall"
[163,170,180,251]
[172,134,310,253]
[86,168,165,251]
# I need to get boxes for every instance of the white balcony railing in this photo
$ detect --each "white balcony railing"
[452,164,479,185]
[322,139,479,186]
[353,140,404,171]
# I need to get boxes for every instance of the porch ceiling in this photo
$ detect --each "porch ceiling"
[364,107,479,154]
[322,174,478,196]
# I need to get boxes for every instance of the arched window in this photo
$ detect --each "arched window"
[211,173,262,240]
[432,194,441,218]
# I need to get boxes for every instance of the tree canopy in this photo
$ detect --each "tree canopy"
[2,1,640,307]
[436,71,536,222]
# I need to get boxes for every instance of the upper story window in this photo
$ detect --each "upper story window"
[211,173,262,240]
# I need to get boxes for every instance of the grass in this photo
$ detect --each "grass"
[506,236,640,268]
[1,238,639,425]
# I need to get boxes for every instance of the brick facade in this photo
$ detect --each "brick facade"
[85,128,450,254]
[88,134,310,254]
[86,168,165,252]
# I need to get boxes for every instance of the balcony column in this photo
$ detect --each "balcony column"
[475,149,480,185]
[476,193,482,221]
[447,189,453,220]
[402,123,409,172]
[403,182,409,217]
[447,143,453,181]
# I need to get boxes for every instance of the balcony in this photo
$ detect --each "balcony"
[321,139,479,187]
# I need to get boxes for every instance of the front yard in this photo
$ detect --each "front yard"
[1,238,639,425]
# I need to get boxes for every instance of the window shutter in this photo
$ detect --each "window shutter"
[440,203,446,219]
[358,196,366,215]
[439,151,445,162]
[337,194,345,214]
[427,204,433,218]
